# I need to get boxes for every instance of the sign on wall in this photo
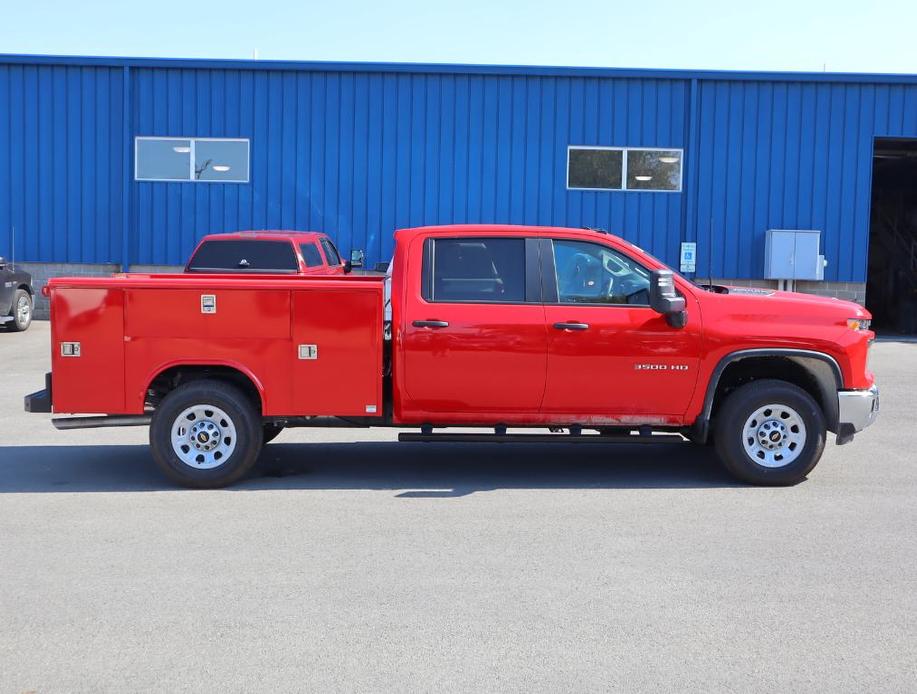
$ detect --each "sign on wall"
[679,242,697,274]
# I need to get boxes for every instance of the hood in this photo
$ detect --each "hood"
[704,284,870,319]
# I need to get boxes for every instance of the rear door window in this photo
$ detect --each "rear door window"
[425,237,526,303]
[301,243,325,268]
[187,240,298,272]
[320,238,341,266]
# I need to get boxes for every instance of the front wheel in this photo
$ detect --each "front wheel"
[150,380,263,488]
[713,379,826,486]
[6,289,32,332]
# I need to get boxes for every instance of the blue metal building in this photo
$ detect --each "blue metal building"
[1,54,916,307]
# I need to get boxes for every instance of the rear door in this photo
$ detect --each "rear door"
[399,235,547,418]
[541,238,701,420]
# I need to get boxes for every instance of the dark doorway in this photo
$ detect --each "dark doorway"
[867,138,917,333]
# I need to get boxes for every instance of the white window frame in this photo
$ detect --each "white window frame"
[134,136,250,183]
[566,145,683,193]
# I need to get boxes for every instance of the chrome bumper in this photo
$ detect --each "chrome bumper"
[836,385,879,443]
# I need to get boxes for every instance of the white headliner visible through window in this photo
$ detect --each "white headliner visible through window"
[135,137,250,183]
[567,146,683,192]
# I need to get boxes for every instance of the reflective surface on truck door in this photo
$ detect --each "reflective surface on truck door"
[541,239,701,421]
[399,236,548,417]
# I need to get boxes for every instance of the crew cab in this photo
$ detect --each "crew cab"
[185,230,350,275]
[25,224,879,488]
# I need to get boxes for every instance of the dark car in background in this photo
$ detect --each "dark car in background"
[0,257,33,332]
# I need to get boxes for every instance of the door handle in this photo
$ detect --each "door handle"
[413,319,449,328]
[553,321,590,331]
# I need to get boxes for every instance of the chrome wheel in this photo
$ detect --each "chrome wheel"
[16,295,30,324]
[170,404,237,469]
[742,403,807,468]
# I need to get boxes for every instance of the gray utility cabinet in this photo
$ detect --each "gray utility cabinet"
[764,229,825,280]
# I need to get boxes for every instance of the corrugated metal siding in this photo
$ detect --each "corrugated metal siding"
[691,79,917,281]
[0,63,125,263]
[130,70,688,268]
[1,56,917,282]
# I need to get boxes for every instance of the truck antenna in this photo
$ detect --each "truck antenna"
[707,217,714,289]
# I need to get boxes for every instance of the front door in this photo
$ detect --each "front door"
[399,235,547,420]
[541,238,701,421]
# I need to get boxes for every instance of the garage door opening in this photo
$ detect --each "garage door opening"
[867,138,917,333]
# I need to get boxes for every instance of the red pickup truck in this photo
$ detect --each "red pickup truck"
[185,230,351,275]
[25,224,878,488]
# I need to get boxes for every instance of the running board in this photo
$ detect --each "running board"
[52,415,152,430]
[397,432,686,444]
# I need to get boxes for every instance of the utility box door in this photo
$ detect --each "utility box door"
[793,231,820,280]
[765,229,822,280]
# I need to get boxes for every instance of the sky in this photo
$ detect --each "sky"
[0,0,915,75]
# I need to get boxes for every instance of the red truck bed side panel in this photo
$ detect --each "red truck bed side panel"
[51,287,126,414]
[48,275,384,418]
[291,287,383,417]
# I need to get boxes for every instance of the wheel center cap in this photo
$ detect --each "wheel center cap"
[756,420,786,449]
[189,420,221,451]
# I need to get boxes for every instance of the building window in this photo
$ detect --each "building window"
[567,146,682,192]
[135,137,250,183]
[567,147,623,190]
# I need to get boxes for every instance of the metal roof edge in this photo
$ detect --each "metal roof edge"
[1,53,916,85]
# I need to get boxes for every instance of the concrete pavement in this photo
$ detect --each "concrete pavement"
[1,322,915,692]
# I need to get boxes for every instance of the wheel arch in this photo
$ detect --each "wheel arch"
[145,362,265,413]
[694,349,842,443]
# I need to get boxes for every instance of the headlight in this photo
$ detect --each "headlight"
[847,318,871,331]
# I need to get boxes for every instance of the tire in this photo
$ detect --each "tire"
[6,289,32,332]
[262,423,285,444]
[713,379,826,486]
[150,380,263,488]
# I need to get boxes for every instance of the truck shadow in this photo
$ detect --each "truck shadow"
[0,441,742,494]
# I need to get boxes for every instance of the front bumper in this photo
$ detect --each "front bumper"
[836,384,879,444]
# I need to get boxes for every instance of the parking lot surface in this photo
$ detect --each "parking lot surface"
[1,321,915,692]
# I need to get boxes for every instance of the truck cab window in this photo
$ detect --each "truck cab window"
[320,238,341,266]
[552,239,650,305]
[301,243,324,268]
[187,240,298,272]
[427,238,526,303]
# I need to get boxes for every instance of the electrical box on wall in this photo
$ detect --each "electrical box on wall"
[764,230,826,280]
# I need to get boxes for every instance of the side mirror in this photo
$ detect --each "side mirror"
[649,270,687,328]
[0,256,6,269]
[350,249,365,269]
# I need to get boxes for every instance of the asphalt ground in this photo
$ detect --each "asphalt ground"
[0,321,914,692]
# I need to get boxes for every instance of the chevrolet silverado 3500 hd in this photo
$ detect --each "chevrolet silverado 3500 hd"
[25,225,878,488]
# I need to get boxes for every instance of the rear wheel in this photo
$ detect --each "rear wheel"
[150,380,263,488]
[6,289,32,332]
[713,379,826,486]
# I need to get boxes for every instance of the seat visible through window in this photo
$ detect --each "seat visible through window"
[431,238,525,303]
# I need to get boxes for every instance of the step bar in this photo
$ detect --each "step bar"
[398,431,686,444]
